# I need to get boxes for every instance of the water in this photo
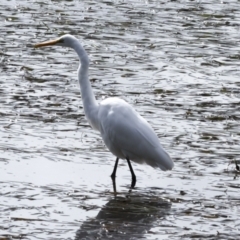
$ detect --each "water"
[0,0,240,239]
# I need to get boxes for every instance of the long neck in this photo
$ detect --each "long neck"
[72,41,99,131]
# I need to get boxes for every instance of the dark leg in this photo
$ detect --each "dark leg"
[126,157,136,188]
[111,158,119,179]
[111,158,119,193]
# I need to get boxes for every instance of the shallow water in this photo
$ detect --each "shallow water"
[1,0,240,239]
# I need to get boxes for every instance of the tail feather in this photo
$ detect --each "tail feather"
[148,147,174,171]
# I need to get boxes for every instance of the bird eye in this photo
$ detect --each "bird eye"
[58,38,64,43]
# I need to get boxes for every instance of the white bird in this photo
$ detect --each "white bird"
[34,34,174,191]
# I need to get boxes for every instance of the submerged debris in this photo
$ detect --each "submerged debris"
[235,160,240,171]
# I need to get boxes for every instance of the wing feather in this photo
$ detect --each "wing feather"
[98,98,173,170]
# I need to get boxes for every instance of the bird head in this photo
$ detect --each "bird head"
[34,34,77,48]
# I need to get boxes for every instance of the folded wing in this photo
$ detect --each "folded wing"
[98,98,174,171]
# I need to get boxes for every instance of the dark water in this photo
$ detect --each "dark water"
[0,0,240,239]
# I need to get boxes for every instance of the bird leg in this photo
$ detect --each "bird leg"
[126,157,136,188]
[111,157,119,179]
[111,158,119,193]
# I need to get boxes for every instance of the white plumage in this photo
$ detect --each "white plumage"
[34,34,174,190]
[98,98,173,170]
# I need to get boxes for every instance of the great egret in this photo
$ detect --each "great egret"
[34,34,174,191]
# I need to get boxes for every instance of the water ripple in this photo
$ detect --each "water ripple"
[0,0,240,239]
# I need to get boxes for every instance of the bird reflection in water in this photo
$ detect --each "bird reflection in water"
[75,192,171,239]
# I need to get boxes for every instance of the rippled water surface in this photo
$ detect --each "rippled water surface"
[1,0,240,239]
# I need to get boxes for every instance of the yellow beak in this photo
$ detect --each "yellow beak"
[34,38,60,48]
